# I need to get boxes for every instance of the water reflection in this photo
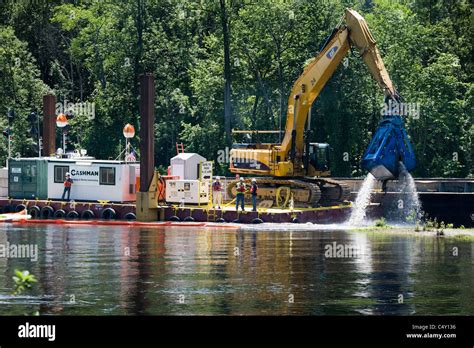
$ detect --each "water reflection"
[0,224,472,315]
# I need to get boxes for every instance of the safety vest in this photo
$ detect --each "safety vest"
[212,181,222,191]
[236,182,246,194]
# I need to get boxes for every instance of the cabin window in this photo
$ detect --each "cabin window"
[100,167,115,185]
[54,166,70,183]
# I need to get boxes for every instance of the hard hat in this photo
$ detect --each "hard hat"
[216,176,220,180]
[252,178,256,182]
[66,172,70,176]
[240,177,244,181]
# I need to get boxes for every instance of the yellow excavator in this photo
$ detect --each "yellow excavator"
[228,8,414,207]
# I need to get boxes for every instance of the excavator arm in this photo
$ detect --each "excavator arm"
[280,8,414,179]
[345,9,399,101]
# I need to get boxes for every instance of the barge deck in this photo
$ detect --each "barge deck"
[0,198,362,224]
[1,178,472,226]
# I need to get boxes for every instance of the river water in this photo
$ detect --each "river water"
[0,224,472,315]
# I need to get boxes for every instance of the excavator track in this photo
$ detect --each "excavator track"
[306,178,351,206]
[226,177,348,208]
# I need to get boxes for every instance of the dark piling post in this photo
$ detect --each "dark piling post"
[136,73,160,221]
[139,73,155,192]
[42,94,56,157]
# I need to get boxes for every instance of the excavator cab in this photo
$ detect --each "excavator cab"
[308,143,330,171]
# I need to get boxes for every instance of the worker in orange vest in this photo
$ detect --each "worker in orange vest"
[61,172,73,201]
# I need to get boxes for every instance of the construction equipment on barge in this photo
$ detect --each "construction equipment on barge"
[228,8,416,207]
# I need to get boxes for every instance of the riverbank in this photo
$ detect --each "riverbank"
[352,226,474,240]
[238,221,474,240]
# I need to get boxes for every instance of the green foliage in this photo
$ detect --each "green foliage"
[0,26,48,164]
[12,269,37,296]
[374,217,388,228]
[422,217,449,234]
[0,0,471,177]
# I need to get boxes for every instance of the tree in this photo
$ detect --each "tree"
[0,26,48,165]
[220,0,232,146]
[0,0,471,178]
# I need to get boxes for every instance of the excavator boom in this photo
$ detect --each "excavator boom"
[281,8,413,179]
[344,9,399,100]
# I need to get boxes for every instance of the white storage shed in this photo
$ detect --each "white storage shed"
[170,153,206,180]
